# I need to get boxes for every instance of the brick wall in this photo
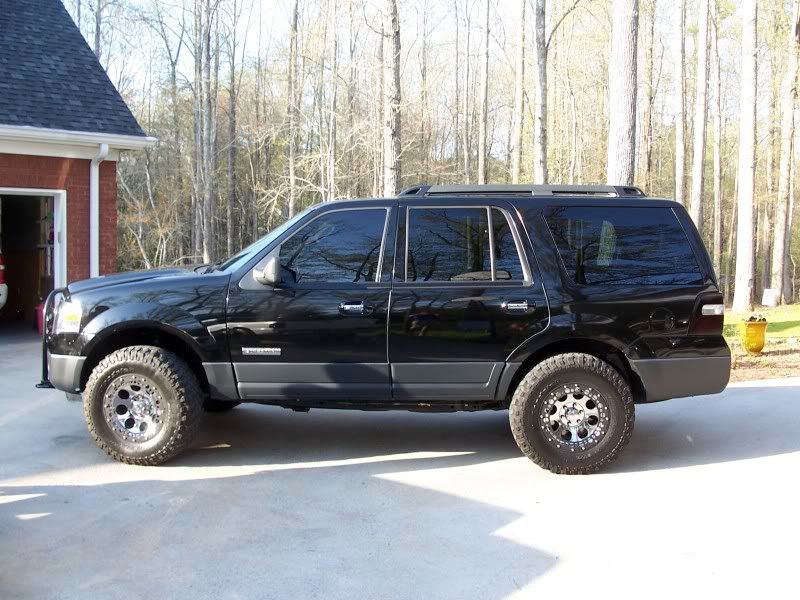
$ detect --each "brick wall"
[0,153,118,282]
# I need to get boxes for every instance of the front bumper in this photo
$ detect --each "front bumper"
[47,352,86,393]
[630,355,731,403]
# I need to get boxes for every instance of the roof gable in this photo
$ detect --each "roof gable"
[0,0,146,137]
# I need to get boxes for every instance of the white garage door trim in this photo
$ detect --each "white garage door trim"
[0,187,67,289]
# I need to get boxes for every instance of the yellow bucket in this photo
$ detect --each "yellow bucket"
[739,321,768,355]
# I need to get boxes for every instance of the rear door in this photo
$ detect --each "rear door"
[388,200,548,402]
[538,203,724,359]
[226,202,396,402]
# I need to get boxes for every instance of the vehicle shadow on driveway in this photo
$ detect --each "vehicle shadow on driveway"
[183,378,800,473]
[0,450,555,600]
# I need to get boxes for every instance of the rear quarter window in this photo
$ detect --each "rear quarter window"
[541,206,703,286]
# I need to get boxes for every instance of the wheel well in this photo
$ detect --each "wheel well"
[80,327,210,394]
[505,339,645,404]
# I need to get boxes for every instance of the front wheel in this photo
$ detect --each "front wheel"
[83,345,203,465]
[509,353,635,474]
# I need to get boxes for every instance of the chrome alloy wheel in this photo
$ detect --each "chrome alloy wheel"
[539,385,610,451]
[103,374,165,443]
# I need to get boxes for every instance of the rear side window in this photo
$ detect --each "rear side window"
[407,207,491,281]
[406,207,525,282]
[542,206,703,286]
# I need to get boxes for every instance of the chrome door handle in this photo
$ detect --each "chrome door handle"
[339,301,372,315]
[501,300,532,313]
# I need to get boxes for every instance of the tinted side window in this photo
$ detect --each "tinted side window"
[279,209,386,284]
[407,208,491,281]
[491,209,524,281]
[542,206,703,285]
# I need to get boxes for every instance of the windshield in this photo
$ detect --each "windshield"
[214,206,316,272]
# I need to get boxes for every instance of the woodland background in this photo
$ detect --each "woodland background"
[62,0,800,310]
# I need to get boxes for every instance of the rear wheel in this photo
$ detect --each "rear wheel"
[84,345,203,465]
[509,353,634,474]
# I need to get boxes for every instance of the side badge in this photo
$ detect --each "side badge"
[242,347,281,356]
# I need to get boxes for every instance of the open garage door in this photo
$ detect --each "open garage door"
[0,192,65,331]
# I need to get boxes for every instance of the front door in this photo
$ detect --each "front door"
[226,203,395,402]
[388,201,548,402]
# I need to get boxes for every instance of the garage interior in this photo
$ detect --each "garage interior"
[0,194,54,330]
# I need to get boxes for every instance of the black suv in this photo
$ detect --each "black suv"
[39,184,730,473]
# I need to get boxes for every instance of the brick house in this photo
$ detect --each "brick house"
[0,0,154,325]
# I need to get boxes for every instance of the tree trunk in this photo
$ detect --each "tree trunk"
[226,0,238,258]
[477,0,490,184]
[94,0,103,60]
[193,0,204,261]
[453,0,460,169]
[510,0,526,184]
[732,0,758,312]
[462,4,471,183]
[674,0,686,205]
[201,0,215,264]
[287,0,299,216]
[771,0,800,303]
[532,0,547,184]
[638,0,655,191]
[606,0,639,185]
[382,0,402,196]
[689,0,709,230]
[327,0,339,202]
[711,7,723,278]
[420,2,430,181]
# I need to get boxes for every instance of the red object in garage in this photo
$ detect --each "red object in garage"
[36,301,44,336]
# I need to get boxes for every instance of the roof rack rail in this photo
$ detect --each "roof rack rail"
[398,184,646,198]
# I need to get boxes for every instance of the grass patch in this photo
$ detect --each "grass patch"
[724,304,800,340]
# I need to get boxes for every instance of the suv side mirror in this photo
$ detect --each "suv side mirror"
[253,255,280,286]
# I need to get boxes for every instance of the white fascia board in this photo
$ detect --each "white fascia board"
[0,138,121,161]
[0,124,158,151]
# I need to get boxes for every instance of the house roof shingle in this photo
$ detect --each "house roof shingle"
[0,0,146,137]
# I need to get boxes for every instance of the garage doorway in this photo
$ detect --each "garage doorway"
[0,188,66,330]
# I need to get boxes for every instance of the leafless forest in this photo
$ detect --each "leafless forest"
[65,0,799,309]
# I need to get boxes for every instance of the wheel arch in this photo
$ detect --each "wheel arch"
[500,338,645,405]
[80,324,210,395]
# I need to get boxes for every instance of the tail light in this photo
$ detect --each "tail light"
[690,292,725,334]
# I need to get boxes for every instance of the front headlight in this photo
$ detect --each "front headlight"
[55,300,82,333]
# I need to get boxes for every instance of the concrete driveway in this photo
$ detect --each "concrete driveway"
[1,328,798,599]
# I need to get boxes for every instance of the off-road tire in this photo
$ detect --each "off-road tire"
[84,345,203,465]
[203,398,241,412]
[509,353,635,474]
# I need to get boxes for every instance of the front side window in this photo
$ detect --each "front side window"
[279,209,386,284]
[542,206,703,286]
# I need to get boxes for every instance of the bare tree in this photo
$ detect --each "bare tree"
[771,0,800,303]
[606,0,639,185]
[689,0,709,230]
[674,0,686,205]
[477,0,489,184]
[732,0,758,312]
[637,0,656,191]
[532,0,547,183]
[287,0,299,217]
[382,0,401,196]
[711,3,723,277]
[510,0,525,184]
